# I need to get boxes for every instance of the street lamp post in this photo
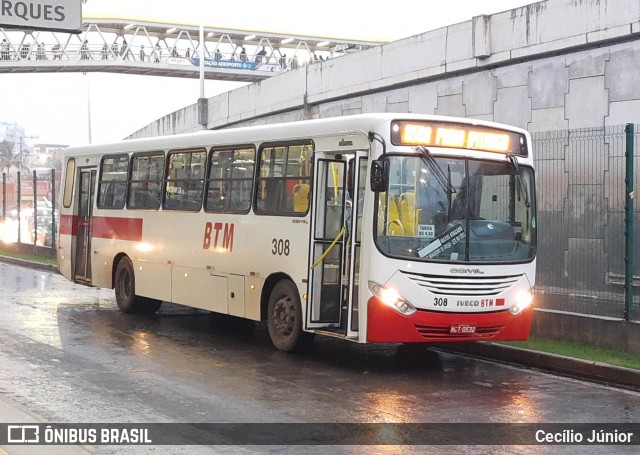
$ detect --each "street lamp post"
[197,25,208,129]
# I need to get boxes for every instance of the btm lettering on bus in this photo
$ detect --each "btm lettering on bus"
[202,222,234,252]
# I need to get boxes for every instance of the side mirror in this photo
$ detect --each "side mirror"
[370,159,388,192]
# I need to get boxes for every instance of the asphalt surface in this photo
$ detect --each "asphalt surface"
[0,261,639,454]
[1,254,638,389]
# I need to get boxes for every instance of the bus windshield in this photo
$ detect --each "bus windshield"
[375,153,536,263]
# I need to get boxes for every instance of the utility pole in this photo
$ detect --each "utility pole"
[17,133,38,175]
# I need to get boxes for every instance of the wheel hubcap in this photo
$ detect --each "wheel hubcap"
[123,271,131,297]
[272,296,295,336]
[118,269,132,301]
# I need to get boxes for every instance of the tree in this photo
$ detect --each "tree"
[0,140,15,175]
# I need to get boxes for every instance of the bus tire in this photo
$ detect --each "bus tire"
[267,280,314,352]
[114,256,161,314]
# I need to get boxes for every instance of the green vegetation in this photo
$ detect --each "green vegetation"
[500,336,640,370]
[0,244,57,266]
[0,139,17,175]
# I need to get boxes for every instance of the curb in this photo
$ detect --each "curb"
[0,394,94,454]
[0,255,58,273]
[436,342,640,391]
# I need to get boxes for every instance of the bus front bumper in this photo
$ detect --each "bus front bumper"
[366,296,533,343]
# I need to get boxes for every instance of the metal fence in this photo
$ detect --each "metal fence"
[532,124,639,321]
[2,128,640,322]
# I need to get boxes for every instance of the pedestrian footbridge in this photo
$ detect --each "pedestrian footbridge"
[0,18,381,82]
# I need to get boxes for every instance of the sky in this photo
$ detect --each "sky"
[0,0,533,147]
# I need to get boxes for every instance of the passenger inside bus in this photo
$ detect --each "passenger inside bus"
[417,168,449,237]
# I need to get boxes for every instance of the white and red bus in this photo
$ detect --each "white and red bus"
[58,114,536,352]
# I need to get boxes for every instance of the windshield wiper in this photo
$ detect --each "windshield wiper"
[507,153,531,209]
[506,153,519,173]
[416,146,456,196]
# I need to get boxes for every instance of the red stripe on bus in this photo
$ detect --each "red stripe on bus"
[59,214,143,241]
[59,214,77,236]
[92,216,143,241]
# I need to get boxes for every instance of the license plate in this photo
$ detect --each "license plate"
[450,323,476,335]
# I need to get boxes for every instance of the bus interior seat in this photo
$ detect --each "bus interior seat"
[380,194,403,236]
[293,183,310,212]
[399,192,420,236]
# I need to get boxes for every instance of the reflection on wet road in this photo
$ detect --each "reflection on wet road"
[0,263,638,454]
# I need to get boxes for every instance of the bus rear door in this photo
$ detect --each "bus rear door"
[74,167,96,283]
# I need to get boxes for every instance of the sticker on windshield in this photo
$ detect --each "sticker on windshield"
[417,224,435,239]
[418,222,465,259]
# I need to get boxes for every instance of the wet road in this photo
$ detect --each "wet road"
[0,262,639,454]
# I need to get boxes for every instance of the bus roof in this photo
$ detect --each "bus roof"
[65,113,531,157]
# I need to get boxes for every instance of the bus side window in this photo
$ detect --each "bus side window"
[63,158,75,208]
[128,152,164,210]
[255,142,312,215]
[164,149,206,212]
[205,147,255,213]
[98,154,128,209]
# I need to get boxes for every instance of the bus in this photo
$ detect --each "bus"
[57,114,536,352]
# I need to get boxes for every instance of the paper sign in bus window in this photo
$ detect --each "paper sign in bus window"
[417,224,435,239]
[418,222,465,259]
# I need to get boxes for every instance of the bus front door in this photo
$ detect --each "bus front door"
[74,168,96,283]
[307,151,366,338]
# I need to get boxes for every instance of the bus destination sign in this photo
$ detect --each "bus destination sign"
[0,0,82,32]
[390,120,528,156]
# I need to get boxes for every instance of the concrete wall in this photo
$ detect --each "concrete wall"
[129,0,640,139]
[127,0,640,349]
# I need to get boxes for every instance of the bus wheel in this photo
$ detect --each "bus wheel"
[267,280,314,352]
[114,256,161,314]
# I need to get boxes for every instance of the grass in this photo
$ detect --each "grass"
[0,243,57,266]
[499,336,640,370]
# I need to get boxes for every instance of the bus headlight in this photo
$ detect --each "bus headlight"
[509,290,534,316]
[368,281,416,316]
